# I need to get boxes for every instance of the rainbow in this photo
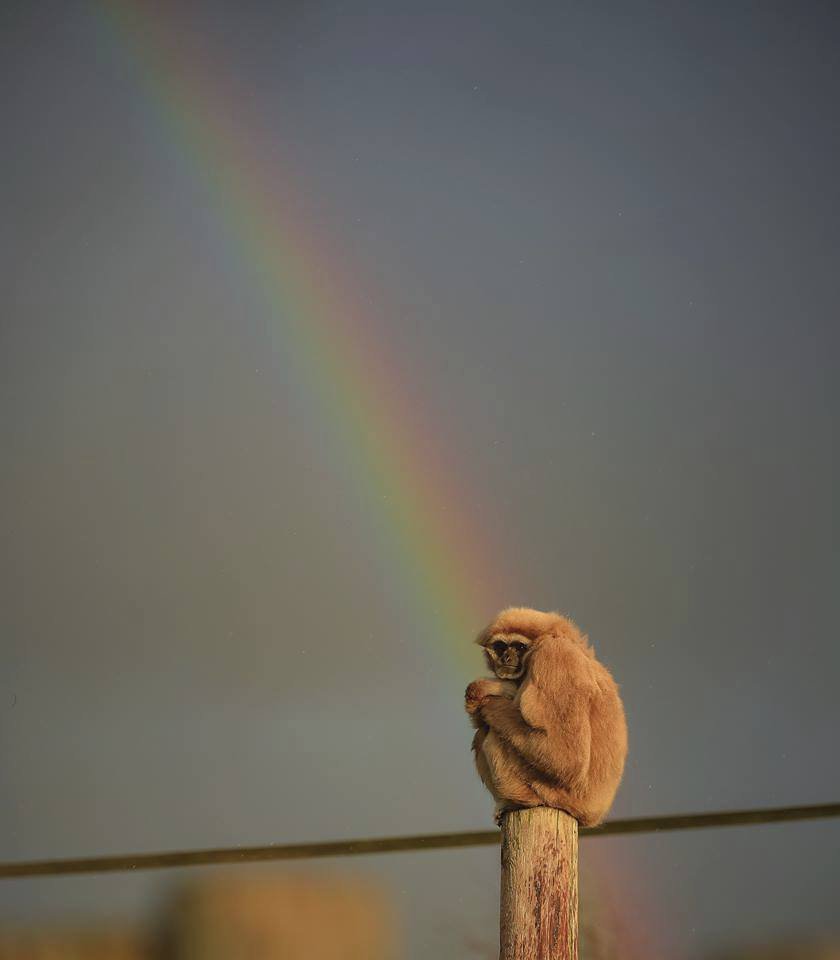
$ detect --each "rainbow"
[94,0,505,664]
[87,10,668,949]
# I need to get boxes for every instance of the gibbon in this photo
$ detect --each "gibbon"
[465,607,627,827]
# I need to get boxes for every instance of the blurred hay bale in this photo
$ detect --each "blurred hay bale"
[164,872,396,960]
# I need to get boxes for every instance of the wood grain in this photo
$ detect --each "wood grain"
[500,807,578,960]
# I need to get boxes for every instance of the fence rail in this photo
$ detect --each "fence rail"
[1,801,838,880]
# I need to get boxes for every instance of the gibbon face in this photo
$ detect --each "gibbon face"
[481,632,533,680]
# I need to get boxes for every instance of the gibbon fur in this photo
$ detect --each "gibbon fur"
[465,606,627,827]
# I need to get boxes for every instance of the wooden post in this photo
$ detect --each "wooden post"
[500,807,578,960]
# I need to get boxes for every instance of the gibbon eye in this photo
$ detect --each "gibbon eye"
[491,640,507,655]
[511,642,527,654]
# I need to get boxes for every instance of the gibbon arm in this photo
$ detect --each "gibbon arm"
[479,638,595,788]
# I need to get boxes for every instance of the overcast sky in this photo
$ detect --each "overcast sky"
[2,2,839,957]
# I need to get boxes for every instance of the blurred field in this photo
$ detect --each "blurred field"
[0,873,395,960]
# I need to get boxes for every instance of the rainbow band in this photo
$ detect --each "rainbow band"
[95,0,504,661]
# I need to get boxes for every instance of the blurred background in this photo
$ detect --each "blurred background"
[2,1,839,957]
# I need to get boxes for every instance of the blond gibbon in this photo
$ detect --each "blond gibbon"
[465,607,627,826]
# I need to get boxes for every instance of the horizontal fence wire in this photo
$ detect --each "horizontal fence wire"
[1,802,838,880]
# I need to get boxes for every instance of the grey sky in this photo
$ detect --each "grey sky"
[2,2,839,957]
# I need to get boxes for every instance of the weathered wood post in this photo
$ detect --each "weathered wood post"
[500,807,578,960]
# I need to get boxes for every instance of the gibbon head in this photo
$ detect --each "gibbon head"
[477,606,593,680]
[479,630,533,680]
